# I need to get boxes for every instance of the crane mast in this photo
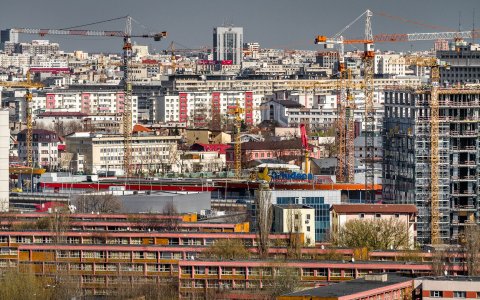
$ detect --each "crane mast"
[13,18,167,177]
[363,10,376,202]
[122,17,133,177]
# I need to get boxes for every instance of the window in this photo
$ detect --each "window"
[395,213,400,218]
[454,292,466,298]
[359,213,365,218]
[430,291,443,298]
[375,213,381,218]
[307,226,311,232]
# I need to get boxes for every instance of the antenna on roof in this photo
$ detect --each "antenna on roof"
[473,8,476,44]
[459,11,462,32]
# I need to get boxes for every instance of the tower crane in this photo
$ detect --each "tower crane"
[315,9,374,187]
[12,16,167,177]
[0,74,44,168]
[315,10,476,203]
[228,99,244,179]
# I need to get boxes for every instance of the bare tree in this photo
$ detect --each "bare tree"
[331,218,410,250]
[462,225,480,275]
[262,267,301,299]
[0,269,53,300]
[256,182,273,258]
[285,206,303,259]
[162,202,180,231]
[202,239,250,260]
[74,193,123,213]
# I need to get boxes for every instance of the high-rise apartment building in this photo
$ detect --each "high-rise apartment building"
[383,88,480,245]
[0,29,18,50]
[213,26,243,65]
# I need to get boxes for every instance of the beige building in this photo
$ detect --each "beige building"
[273,204,316,247]
[330,204,417,248]
[65,132,180,175]
[185,129,231,145]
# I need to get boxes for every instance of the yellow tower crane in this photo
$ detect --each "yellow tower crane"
[0,73,43,167]
[228,100,245,179]
[12,16,167,177]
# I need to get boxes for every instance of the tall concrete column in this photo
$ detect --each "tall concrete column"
[0,110,9,211]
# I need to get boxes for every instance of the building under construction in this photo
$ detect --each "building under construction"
[383,87,480,245]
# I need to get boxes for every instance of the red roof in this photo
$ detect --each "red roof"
[191,143,231,154]
[331,204,417,214]
[132,124,152,133]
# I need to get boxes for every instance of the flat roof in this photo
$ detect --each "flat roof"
[331,204,417,214]
[283,274,412,298]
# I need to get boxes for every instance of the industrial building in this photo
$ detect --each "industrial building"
[383,88,480,244]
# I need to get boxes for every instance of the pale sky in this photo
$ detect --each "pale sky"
[1,0,478,53]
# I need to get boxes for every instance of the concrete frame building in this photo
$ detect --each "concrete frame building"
[213,26,243,65]
[383,88,480,244]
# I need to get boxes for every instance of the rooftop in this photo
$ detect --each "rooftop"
[331,204,417,214]
[282,274,412,298]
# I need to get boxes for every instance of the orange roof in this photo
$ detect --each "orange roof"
[331,204,417,214]
[132,124,152,133]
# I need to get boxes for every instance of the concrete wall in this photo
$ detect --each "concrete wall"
[0,110,9,211]
[119,192,211,214]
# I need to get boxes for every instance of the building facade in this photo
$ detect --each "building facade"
[330,204,417,248]
[383,88,480,244]
[437,42,480,85]
[213,26,243,65]
[31,91,138,127]
[273,204,316,246]
[65,132,180,175]
[156,91,263,127]
[17,129,60,169]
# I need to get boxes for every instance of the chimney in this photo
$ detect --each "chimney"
[365,274,388,282]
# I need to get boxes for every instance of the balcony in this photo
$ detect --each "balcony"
[451,205,476,211]
[451,190,477,197]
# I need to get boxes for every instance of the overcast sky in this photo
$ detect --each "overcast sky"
[1,0,478,53]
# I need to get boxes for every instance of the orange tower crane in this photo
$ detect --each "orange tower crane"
[13,16,167,177]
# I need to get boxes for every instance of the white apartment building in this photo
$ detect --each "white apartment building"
[273,204,316,246]
[262,91,384,132]
[156,91,264,126]
[65,132,181,175]
[0,53,30,68]
[31,91,138,126]
[374,54,406,76]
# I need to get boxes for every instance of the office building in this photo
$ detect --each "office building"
[213,26,243,64]
[0,29,18,50]
[437,42,480,85]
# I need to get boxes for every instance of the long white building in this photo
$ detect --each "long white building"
[31,91,138,126]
